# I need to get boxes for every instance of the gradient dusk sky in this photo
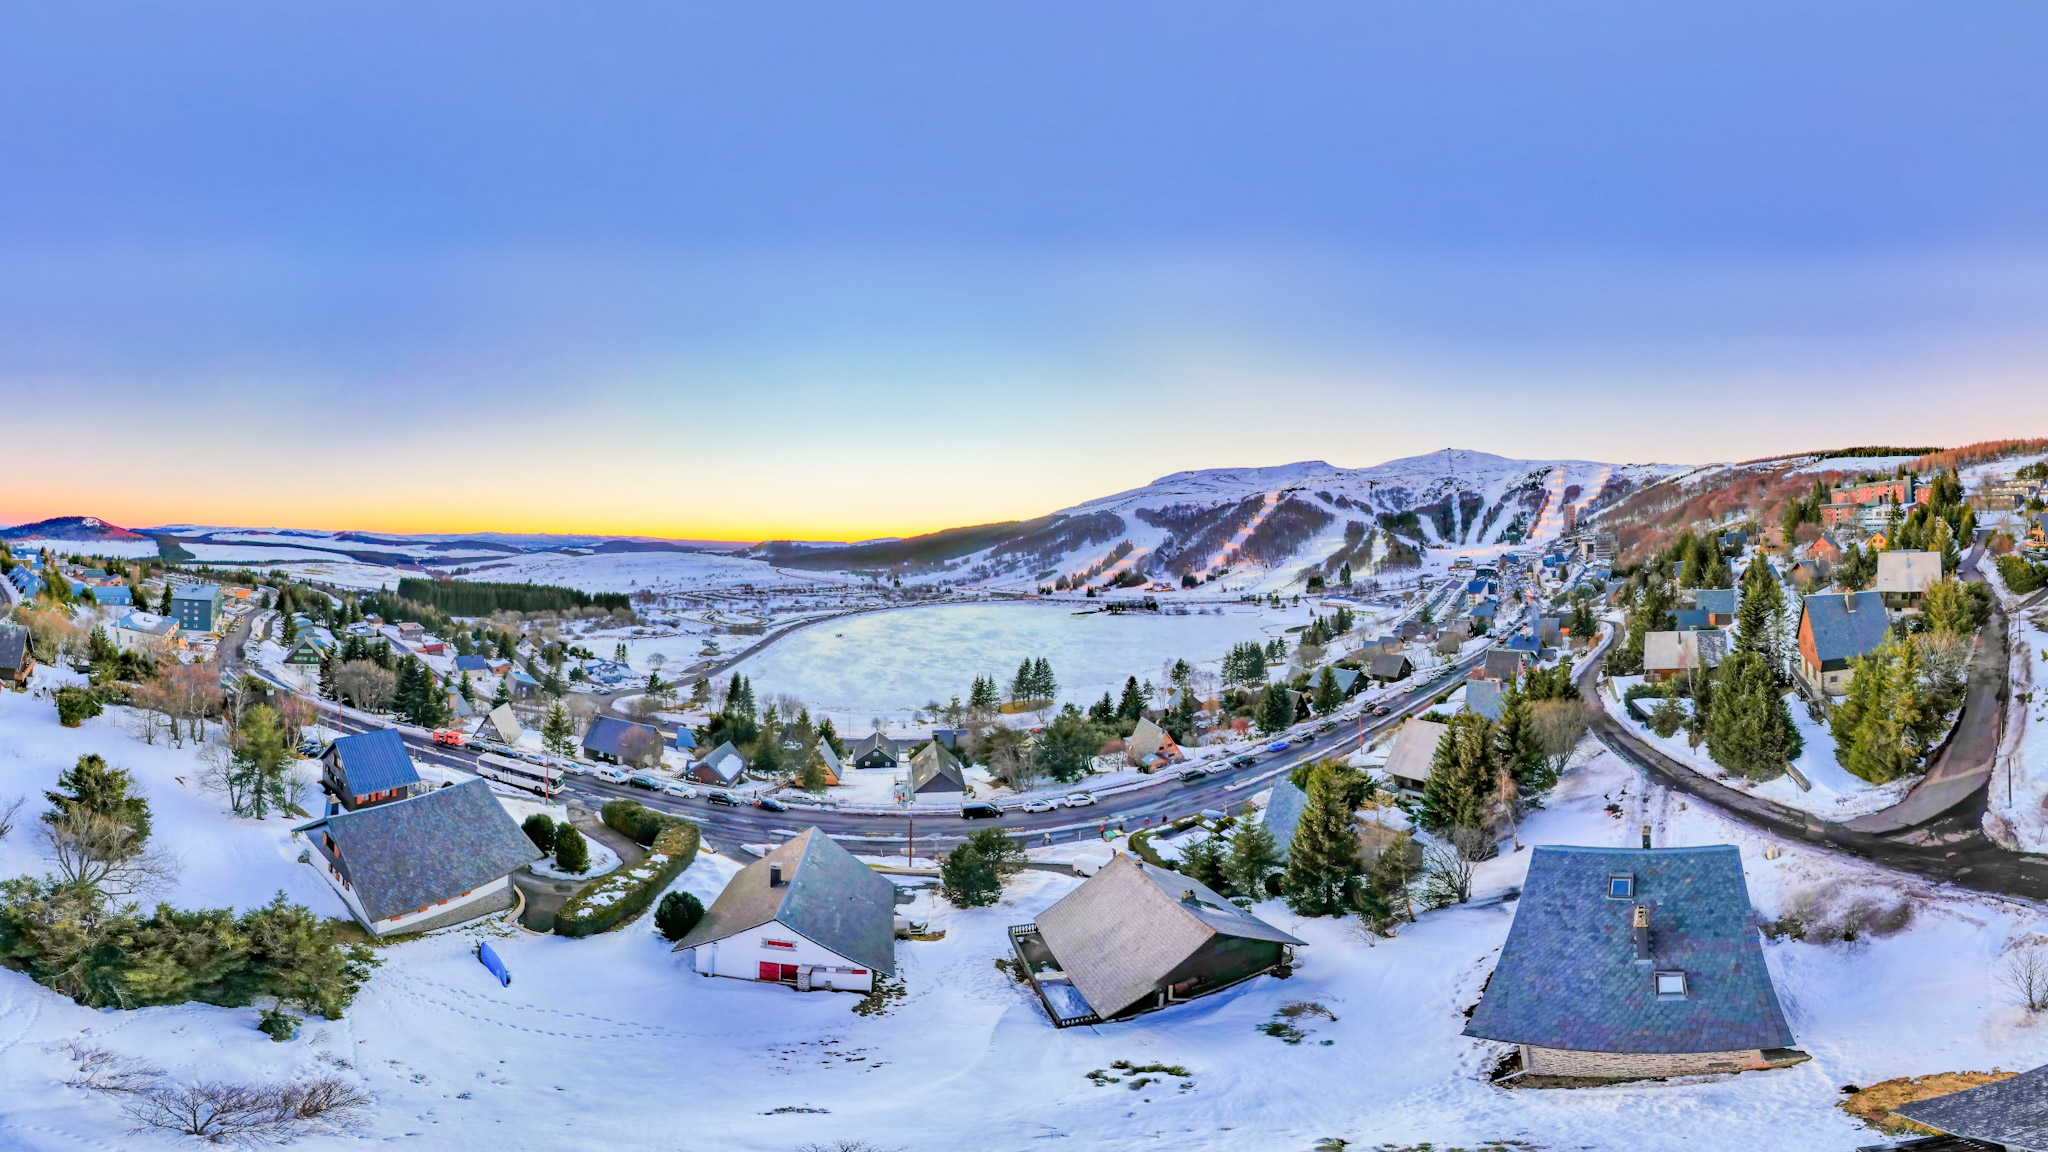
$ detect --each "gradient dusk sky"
[5,3,2048,541]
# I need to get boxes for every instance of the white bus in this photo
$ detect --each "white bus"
[474,751,562,799]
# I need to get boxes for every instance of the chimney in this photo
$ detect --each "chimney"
[1641,824,1652,850]
[769,863,784,887]
[1181,890,1198,905]
[1633,904,1653,964]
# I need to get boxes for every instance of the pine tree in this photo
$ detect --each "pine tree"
[459,673,475,704]
[1116,676,1145,722]
[553,824,590,874]
[45,754,152,852]
[542,701,576,756]
[798,749,832,793]
[1009,659,1034,702]
[1311,667,1341,715]
[1734,557,1785,668]
[1831,634,1929,783]
[1255,683,1293,735]
[940,843,1002,908]
[1179,835,1231,894]
[817,716,845,757]
[1419,712,1499,832]
[655,891,705,942]
[1032,657,1056,700]
[1704,649,1801,779]
[281,613,298,644]
[1225,820,1283,899]
[1281,764,1365,916]
[491,674,511,708]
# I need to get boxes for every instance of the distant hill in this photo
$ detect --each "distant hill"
[1,516,150,542]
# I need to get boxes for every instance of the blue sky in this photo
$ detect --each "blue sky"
[5,2,2048,537]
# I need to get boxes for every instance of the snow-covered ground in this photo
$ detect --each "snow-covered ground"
[9,691,2048,1150]
[1988,599,2048,851]
[1603,675,1911,819]
[728,600,1323,727]
[458,548,861,596]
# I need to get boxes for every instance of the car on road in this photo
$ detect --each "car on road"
[430,729,466,747]
[628,774,663,791]
[1266,740,1291,753]
[705,791,740,807]
[1178,767,1208,783]
[1019,797,1058,813]
[1230,754,1258,768]
[1372,704,1391,717]
[662,781,696,799]
[1314,720,1337,733]
[1063,792,1097,808]
[591,767,629,784]
[755,797,789,812]
[960,802,1004,819]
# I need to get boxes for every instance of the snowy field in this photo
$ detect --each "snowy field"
[457,549,860,596]
[6,680,2048,1149]
[728,600,1321,724]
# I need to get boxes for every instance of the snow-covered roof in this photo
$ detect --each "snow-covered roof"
[1465,845,1795,1055]
[675,828,896,976]
[1383,718,1448,787]
[1030,854,1302,1021]
[1875,549,1941,595]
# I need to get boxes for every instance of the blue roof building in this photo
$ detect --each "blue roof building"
[1797,590,1892,696]
[7,567,42,598]
[1671,609,1711,631]
[1465,845,1803,1082]
[321,728,422,813]
[1693,588,1737,624]
[582,716,664,765]
[673,727,698,751]
[1262,778,1309,861]
[1465,678,1507,721]
[169,584,222,633]
[90,584,133,606]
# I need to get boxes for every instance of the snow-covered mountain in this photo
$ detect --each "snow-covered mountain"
[754,450,1690,588]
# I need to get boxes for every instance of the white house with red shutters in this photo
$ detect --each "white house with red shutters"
[674,828,897,994]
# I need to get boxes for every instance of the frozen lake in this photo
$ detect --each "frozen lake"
[728,600,1319,723]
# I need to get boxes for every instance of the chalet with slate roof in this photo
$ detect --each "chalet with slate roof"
[1693,588,1737,627]
[1894,1061,2048,1149]
[321,728,422,813]
[1643,630,1728,684]
[1464,844,1805,1082]
[0,624,32,686]
[1465,678,1507,721]
[1671,609,1711,632]
[1367,652,1413,683]
[906,740,967,794]
[295,779,539,936]
[1327,667,1362,698]
[691,741,748,787]
[582,716,665,767]
[1383,717,1449,793]
[848,732,900,771]
[1797,591,1891,696]
[1481,649,1529,683]
[1876,549,1942,610]
[675,828,895,993]
[1010,854,1303,1027]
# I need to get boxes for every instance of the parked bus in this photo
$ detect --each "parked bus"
[474,751,562,799]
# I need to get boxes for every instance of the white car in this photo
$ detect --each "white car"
[1019,798,1057,813]
[662,781,696,799]
[591,767,629,784]
[1063,792,1097,808]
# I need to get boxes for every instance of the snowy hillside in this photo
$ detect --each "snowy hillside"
[756,450,1686,592]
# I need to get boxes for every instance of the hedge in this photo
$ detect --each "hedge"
[602,799,691,846]
[554,819,700,938]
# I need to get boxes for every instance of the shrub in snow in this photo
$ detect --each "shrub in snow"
[121,1075,372,1144]
[939,843,1001,908]
[553,824,591,875]
[554,821,700,938]
[521,814,556,854]
[257,1008,301,1043]
[54,685,102,728]
[654,891,704,942]
[601,799,689,847]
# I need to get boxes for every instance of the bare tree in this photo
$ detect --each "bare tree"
[41,810,177,902]
[614,725,664,770]
[330,661,395,713]
[0,795,21,842]
[122,1077,372,1145]
[2000,942,2048,1013]
[1419,827,1486,908]
[1529,699,1591,777]
[161,662,225,743]
[55,1041,163,1094]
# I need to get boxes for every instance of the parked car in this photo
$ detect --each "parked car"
[1230,753,1258,768]
[705,791,740,807]
[1020,798,1057,813]
[960,802,1004,819]
[591,767,629,784]
[1063,792,1097,808]
[661,781,696,799]
[755,797,789,812]
[628,774,663,791]
[430,729,465,747]
[1178,767,1207,783]
[1267,740,1291,753]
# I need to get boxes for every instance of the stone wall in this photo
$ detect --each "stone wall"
[1523,1045,1766,1080]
